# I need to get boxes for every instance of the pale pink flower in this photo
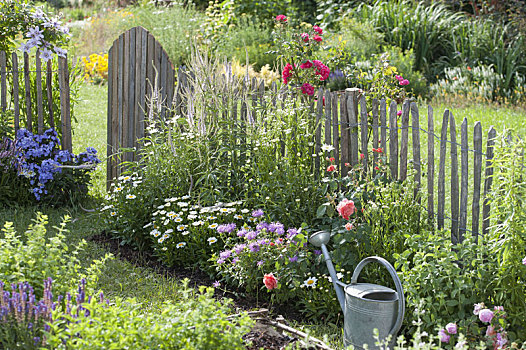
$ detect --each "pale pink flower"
[438,329,450,343]
[445,323,457,334]
[479,309,494,323]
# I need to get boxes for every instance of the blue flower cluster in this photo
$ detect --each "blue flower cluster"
[13,128,101,200]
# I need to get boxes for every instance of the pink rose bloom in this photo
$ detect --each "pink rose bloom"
[399,79,410,86]
[313,25,323,35]
[313,35,323,42]
[312,60,330,81]
[445,323,457,335]
[300,60,313,69]
[275,15,287,22]
[479,309,494,323]
[263,273,278,290]
[337,199,356,220]
[282,63,294,84]
[301,33,309,42]
[397,110,402,116]
[395,75,403,81]
[438,329,450,343]
[301,83,315,96]
[473,303,484,315]
[345,222,353,231]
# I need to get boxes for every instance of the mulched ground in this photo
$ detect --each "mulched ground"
[88,231,310,350]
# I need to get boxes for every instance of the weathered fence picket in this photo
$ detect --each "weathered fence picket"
[0,50,72,151]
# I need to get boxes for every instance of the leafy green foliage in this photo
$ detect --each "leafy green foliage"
[46,284,253,350]
[0,213,112,297]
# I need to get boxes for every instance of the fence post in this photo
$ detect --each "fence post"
[482,127,496,235]
[437,109,449,230]
[472,121,483,241]
[389,100,398,180]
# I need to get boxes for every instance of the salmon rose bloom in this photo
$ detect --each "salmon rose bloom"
[263,273,278,290]
[337,199,356,220]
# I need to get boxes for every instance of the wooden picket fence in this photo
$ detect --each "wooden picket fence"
[0,50,72,151]
[106,28,501,244]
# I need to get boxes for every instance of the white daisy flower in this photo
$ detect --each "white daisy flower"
[207,237,218,245]
[187,214,197,220]
[177,225,187,231]
[143,222,153,229]
[208,223,218,229]
[181,231,189,236]
[163,219,169,226]
[122,176,131,181]
[177,202,189,207]
[174,217,183,223]
[181,195,190,200]
[241,209,250,214]
[114,186,124,192]
[150,229,161,237]
[110,211,117,217]
[165,229,174,234]
[162,247,168,251]
[321,144,335,152]
[234,215,243,220]
[303,277,318,288]
[192,220,204,226]
[219,208,229,213]
[176,242,186,248]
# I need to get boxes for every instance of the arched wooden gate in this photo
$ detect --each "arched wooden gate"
[106,26,176,186]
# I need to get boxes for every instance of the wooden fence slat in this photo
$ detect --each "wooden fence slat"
[35,52,44,134]
[437,109,449,230]
[58,56,72,152]
[399,100,410,180]
[146,33,155,120]
[372,99,379,176]
[347,88,359,166]
[314,88,323,177]
[360,95,368,171]
[380,99,387,154]
[117,34,124,178]
[332,92,339,168]
[472,121,483,241]
[24,53,32,132]
[410,102,421,198]
[389,100,398,179]
[450,112,460,243]
[138,28,147,144]
[324,90,332,158]
[340,93,349,174]
[427,105,434,224]
[12,53,20,133]
[0,51,6,113]
[459,118,469,242]
[482,127,496,235]
[107,46,114,189]
[46,60,54,128]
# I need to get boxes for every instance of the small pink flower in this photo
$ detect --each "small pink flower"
[479,309,494,323]
[395,75,403,81]
[313,35,323,42]
[282,63,294,84]
[275,15,287,22]
[327,164,336,172]
[301,83,315,96]
[300,60,313,69]
[494,306,504,312]
[301,33,309,42]
[473,303,484,315]
[313,25,323,35]
[486,325,496,337]
[337,199,356,220]
[345,222,353,231]
[445,323,457,335]
[438,329,450,343]
[397,110,402,116]
[399,79,410,86]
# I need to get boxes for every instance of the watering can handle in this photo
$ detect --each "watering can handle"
[350,256,405,337]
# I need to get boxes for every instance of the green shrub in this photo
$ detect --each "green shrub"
[0,213,112,297]
[46,284,253,350]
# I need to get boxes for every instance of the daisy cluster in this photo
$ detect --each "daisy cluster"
[144,199,255,253]
[101,173,144,216]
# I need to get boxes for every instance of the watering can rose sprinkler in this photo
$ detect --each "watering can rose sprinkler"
[309,229,405,349]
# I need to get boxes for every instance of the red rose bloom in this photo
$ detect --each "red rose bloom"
[263,273,278,290]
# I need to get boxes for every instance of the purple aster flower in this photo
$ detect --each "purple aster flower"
[269,222,285,235]
[314,250,322,255]
[216,258,225,265]
[249,242,260,252]
[217,223,236,233]
[219,250,231,259]
[234,244,246,254]
[289,256,298,263]
[232,257,239,264]
[256,222,270,232]
[286,228,298,240]
[252,209,264,217]
[257,260,264,266]
[245,231,258,240]
[213,281,220,288]
[236,229,247,238]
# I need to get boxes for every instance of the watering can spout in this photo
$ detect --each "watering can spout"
[309,231,346,313]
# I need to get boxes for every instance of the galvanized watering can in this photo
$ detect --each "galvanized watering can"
[309,230,405,349]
